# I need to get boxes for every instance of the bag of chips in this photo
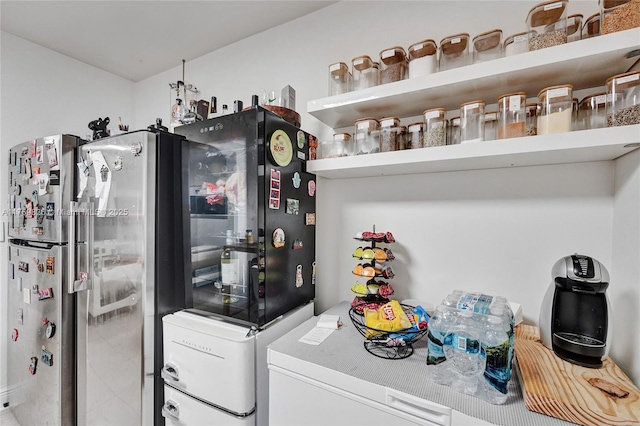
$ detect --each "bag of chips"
[364,300,412,338]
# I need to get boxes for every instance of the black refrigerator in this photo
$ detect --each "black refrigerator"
[175,106,317,327]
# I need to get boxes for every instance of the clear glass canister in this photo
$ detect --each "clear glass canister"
[537,84,573,134]
[582,12,601,38]
[440,33,470,71]
[320,133,352,158]
[572,98,579,131]
[423,108,447,147]
[566,14,583,42]
[448,117,461,145]
[525,103,540,136]
[606,70,640,126]
[484,111,498,141]
[408,39,437,79]
[504,31,534,56]
[352,55,379,91]
[406,123,424,149]
[379,117,402,152]
[355,117,381,155]
[379,47,407,84]
[473,29,503,63]
[577,93,608,130]
[497,92,527,139]
[328,62,351,96]
[527,1,568,51]
[601,0,640,34]
[460,100,486,143]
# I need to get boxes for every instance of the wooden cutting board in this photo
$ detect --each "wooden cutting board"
[514,325,640,426]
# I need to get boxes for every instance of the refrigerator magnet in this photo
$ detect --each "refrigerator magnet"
[130,142,143,156]
[295,265,303,288]
[292,239,304,250]
[37,288,53,301]
[297,131,306,149]
[114,156,123,171]
[45,256,54,274]
[305,213,316,226]
[269,169,281,209]
[286,199,299,215]
[41,347,53,367]
[23,288,31,304]
[308,180,316,197]
[29,140,37,157]
[11,329,19,342]
[308,135,318,160]
[312,261,317,285]
[36,146,44,164]
[45,203,55,220]
[29,357,38,375]
[272,228,285,248]
[269,130,293,167]
[292,172,301,189]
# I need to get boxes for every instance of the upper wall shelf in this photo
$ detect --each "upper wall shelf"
[307,29,640,129]
[306,125,640,179]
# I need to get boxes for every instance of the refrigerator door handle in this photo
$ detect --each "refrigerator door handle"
[161,363,180,382]
[68,201,94,293]
[161,400,180,420]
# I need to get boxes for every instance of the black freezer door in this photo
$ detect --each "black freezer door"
[176,107,317,326]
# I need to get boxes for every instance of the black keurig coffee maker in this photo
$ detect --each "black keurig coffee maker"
[539,254,611,368]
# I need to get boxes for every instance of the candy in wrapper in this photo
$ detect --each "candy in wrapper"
[387,305,430,342]
[364,300,412,338]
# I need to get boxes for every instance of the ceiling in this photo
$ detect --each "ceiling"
[1,0,337,82]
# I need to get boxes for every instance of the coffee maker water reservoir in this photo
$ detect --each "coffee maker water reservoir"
[539,254,612,368]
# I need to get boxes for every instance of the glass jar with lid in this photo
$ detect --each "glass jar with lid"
[352,55,379,91]
[439,33,470,71]
[577,93,608,130]
[527,1,568,51]
[423,108,448,147]
[606,70,640,127]
[537,84,573,134]
[473,29,503,63]
[460,100,486,143]
[448,117,461,145]
[526,103,540,136]
[354,117,381,155]
[408,39,437,78]
[601,0,640,34]
[497,92,527,139]
[504,31,534,56]
[582,12,601,38]
[484,111,498,141]
[379,117,402,152]
[406,122,424,149]
[565,14,583,42]
[379,47,407,84]
[328,62,352,96]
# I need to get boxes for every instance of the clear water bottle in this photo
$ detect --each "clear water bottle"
[480,315,510,404]
[444,309,484,395]
[426,306,457,385]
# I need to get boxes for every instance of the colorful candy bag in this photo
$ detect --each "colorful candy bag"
[363,300,412,338]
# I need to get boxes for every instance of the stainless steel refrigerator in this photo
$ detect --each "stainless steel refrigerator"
[6,130,189,425]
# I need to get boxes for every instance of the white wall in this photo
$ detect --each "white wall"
[0,31,135,406]
[2,0,638,396]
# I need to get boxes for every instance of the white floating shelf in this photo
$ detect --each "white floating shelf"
[308,29,640,129]
[307,125,640,179]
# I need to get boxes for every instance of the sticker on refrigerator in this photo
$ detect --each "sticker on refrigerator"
[269,169,281,210]
[295,265,304,288]
[36,146,44,164]
[297,151,306,160]
[292,172,301,189]
[308,180,316,197]
[36,204,44,225]
[17,309,23,325]
[305,212,316,226]
[23,157,32,179]
[286,198,299,215]
[23,288,31,304]
[18,261,28,272]
[269,130,293,167]
[272,228,285,248]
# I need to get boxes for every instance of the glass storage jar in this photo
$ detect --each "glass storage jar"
[352,55,379,91]
[379,47,407,84]
[440,33,471,71]
[577,93,608,130]
[525,103,540,136]
[379,117,402,152]
[460,100,486,143]
[601,0,640,34]
[537,84,573,134]
[504,31,534,56]
[408,39,437,78]
[423,108,448,147]
[527,1,568,51]
[320,133,353,158]
[355,117,381,155]
[328,62,352,96]
[497,92,527,139]
[606,70,640,126]
[566,14,583,42]
[448,116,461,145]
[473,29,503,63]
[484,111,498,141]
[406,122,424,149]
[582,12,601,38]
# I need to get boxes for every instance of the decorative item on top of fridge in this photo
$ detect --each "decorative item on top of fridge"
[426,289,515,405]
[526,0,568,51]
[168,59,200,132]
[348,227,430,359]
[600,0,640,34]
[87,117,110,140]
